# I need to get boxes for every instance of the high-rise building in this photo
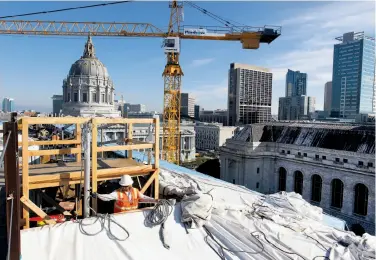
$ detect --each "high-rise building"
[286,69,307,97]
[180,93,195,118]
[331,32,375,118]
[2,97,15,112]
[194,105,200,120]
[51,95,64,116]
[278,69,315,120]
[324,81,332,113]
[227,63,272,126]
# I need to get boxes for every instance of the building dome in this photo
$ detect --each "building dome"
[61,36,121,118]
[69,58,109,78]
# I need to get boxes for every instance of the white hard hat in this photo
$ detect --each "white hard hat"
[119,175,134,186]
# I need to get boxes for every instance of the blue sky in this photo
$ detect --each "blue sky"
[0,1,374,114]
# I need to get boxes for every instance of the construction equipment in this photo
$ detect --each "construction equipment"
[0,1,281,164]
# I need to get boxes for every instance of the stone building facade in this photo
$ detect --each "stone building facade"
[195,122,236,151]
[220,122,375,234]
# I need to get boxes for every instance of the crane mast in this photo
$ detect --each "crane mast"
[162,0,183,164]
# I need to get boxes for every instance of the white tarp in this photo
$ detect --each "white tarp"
[20,169,375,260]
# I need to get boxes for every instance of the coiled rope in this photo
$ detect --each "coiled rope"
[144,199,174,227]
[144,199,174,249]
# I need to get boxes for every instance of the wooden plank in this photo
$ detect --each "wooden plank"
[154,117,160,169]
[76,123,82,162]
[20,196,56,225]
[94,118,154,124]
[21,118,30,228]
[97,143,153,152]
[154,169,159,200]
[29,147,81,156]
[22,117,90,125]
[20,139,81,146]
[140,169,159,194]
[3,117,21,259]
[91,120,98,212]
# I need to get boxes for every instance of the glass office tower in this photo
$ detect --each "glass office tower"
[331,32,375,118]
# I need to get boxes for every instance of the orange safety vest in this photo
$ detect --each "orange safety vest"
[114,188,140,213]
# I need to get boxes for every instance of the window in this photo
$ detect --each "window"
[278,167,287,192]
[67,93,70,102]
[294,171,303,195]
[303,153,307,157]
[298,152,301,156]
[322,156,326,160]
[73,92,78,102]
[311,175,322,203]
[232,179,235,184]
[101,93,105,103]
[92,93,97,102]
[315,154,319,160]
[282,150,285,154]
[358,161,363,166]
[343,159,348,163]
[354,184,368,216]
[256,182,259,189]
[331,179,344,208]
[82,93,88,103]
[367,162,373,167]
[335,158,340,162]
[257,168,260,174]
[287,151,290,154]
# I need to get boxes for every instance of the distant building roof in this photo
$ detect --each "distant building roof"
[232,123,375,154]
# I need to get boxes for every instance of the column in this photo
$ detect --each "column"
[342,182,354,217]
[302,173,311,201]
[321,180,331,209]
[286,171,294,192]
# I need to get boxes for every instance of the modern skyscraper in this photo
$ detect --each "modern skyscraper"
[331,32,375,118]
[324,81,332,113]
[2,97,15,112]
[227,63,272,126]
[51,95,64,116]
[180,93,195,118]
[286,69,307,97]
[278,69,315,120]
[194,105,200,120]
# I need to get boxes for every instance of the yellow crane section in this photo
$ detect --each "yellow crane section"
[0,1,281,164]
[0,20,281,49]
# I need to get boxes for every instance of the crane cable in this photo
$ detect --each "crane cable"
[0,1,133,19]
[184,1,246,28]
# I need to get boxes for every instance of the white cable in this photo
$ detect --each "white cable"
[6,194,14,260]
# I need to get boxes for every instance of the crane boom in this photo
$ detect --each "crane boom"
[0,20,281,49]
[0,2,281,164]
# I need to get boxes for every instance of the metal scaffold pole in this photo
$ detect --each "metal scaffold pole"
[83,123,91,218]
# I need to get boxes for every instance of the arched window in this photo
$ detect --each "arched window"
[294,171,303,195]
[331,179,344,208]
[354,184,368,216]
[278,167,287,191]
[311,175,322,202]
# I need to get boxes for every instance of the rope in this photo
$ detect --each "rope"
[77,196,130,241]
[144,199,174,227]
[144,199,174,249]
[6,193,14,260]
[0,130,12,167]
[203,225,265,260]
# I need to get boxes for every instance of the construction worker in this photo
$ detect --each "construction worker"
[92,175,158,213]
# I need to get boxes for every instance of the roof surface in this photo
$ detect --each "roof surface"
[232,123,375,154]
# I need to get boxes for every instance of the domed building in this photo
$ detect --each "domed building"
[62,36,121,117]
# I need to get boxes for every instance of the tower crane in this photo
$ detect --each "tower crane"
[0,0,281,164]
